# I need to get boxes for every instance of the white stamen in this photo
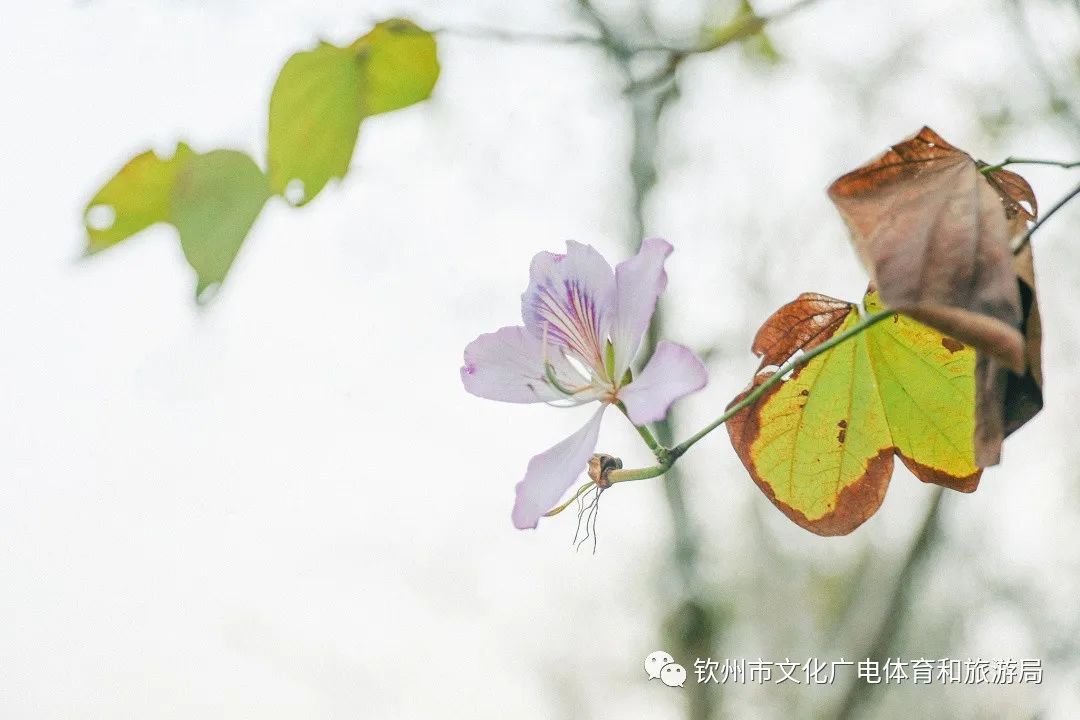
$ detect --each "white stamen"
[541,322,597,397]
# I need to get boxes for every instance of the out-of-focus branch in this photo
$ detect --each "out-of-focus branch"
[1013,178,1080,253]
[1006,0,1080,135]
[627,0,823,90]
[451,4,823,717]
[438,0,824,70]
[434,25,604,47]
[979,157,1080,173]
[567,2,716,717]
[634,89,720,720]
[563,3,824,717]
[833,486,946,720]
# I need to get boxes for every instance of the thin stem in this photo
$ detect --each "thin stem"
[543,480,594,518]
[435,25,602,47]
[980,157,1080,174]
[609,464,669,484]
[597,308,897,489]
[692,0,821,54]
[1013,179,1080,253]
[437,0,824,62]
[626,0,826,91]
[633,422,663,455]
[672,308,895,457]
[615,401,663,455]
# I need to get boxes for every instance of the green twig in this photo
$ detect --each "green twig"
[615,401,664,457]
[542,308,897,516]
[603,308,895,487]
[544,480,596,518]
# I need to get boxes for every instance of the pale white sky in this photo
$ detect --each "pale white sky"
[2,1,1079,718]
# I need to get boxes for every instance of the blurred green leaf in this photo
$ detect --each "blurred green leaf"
[267,19,439,206]
[84,144,270,302]
[359,19,441,116]
[740,27,782,66]
[267,43,363,206]
[84,147,186,253]
[702,0,781,65]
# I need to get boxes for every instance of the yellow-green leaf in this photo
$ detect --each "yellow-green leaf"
[267,19,439,205]
[84,144,270,302]
[727,290,981,536]
[701,0,769,52]
[862,292,980,491]
[358,20,441,117]
[85,145,189,254]
[740,28,781,66]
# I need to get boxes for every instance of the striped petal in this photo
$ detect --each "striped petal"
[521,241,615,377]
[461,326,593,404]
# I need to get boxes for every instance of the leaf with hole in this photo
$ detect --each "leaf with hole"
[84,143,271,302]
[727,290,981,536]
[267,19,439,206]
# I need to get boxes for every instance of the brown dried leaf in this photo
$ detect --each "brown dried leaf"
[750,292,853,369]
[983,166,1038,226]
[828,127,1025,372]
[1014,243,1043,390]
[974,243,1044,465]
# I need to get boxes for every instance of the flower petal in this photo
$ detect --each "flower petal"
[521,241,615,375]
[618,341,707,425]
[511,406,606,529]
[612,237,672,378]
[461,326,589,403]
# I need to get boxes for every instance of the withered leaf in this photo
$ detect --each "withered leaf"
[975,242,1043,465]
[750,292,852,369]
[728,291,981,536]
[982,165,1038,228]
[828,127,1025,373]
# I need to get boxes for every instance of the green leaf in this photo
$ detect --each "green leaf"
[732,0,781,66]
[84,146,187,254]
[266,43,363,206]
[740,27,782,66]
[727,290,981,536]
[700,0,768,52]
[84,143,270,302]
[267,19,439,205]
[358,19,441,116]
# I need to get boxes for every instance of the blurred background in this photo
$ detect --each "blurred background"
[2,0,1079,717]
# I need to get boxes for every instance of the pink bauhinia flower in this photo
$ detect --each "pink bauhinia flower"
[460,238,708,529]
